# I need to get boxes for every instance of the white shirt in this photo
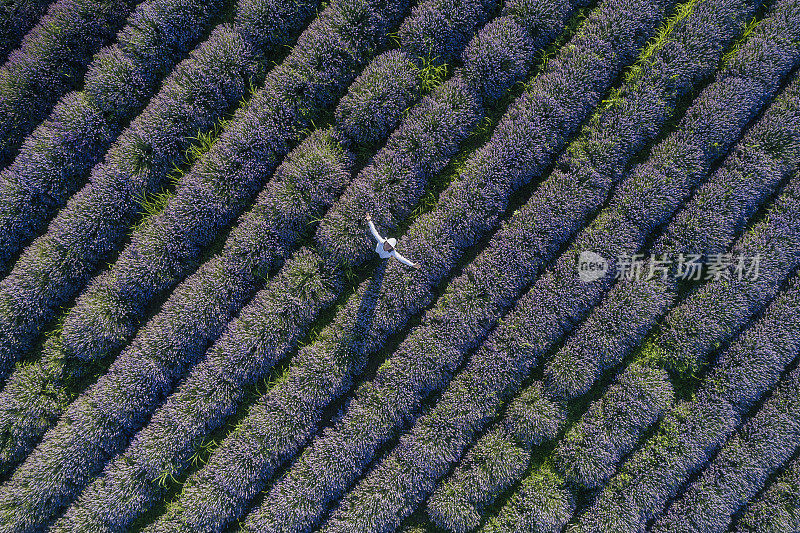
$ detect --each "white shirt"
[367,220,416,267]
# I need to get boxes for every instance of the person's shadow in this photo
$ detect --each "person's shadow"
[345,258,388,361]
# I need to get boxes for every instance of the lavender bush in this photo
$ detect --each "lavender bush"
[652,365,800,533]
[575,272,800,531]
[0,0,53,63]
[424,384,566,533]
[0,0,230,272]
[736,454,800,533]
[0,24,258,382]
[0,0,142,167]
[480,464,575,533]
[554,363,673,490]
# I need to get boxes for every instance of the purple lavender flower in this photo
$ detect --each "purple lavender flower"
[234,0,321,53]
[0,0,229,273]
[652,365,800,533]
[736,454,800,533]
[0,0,142,167]
[576,272,800,532]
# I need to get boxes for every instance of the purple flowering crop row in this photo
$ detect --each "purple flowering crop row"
[0,0,325,472]
[0,0,53,63]
[0,22,259,381]
[426,384,566,533]
[479,464,574,533]
[0,0,415,524]
[47,0,498,528]
[143,0,664,530]
[575,270,800,531]
[235,0,676,531]
[0,0,229,272]
[326,0,773,528]
[652,365,800,532]
[545,56,800,401]
[0,0,143,167]
[735,453,800,532]
[53,249,344,532]
[541,58,800,498]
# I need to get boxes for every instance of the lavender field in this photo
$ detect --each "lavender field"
[0,0,798,531]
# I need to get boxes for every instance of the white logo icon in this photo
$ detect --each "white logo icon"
[577,251,609,282]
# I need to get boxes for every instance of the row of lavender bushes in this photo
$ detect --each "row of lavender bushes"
[416,1,800,520]
[736,452,800,531]
[0,0,417,527]
[45,0,502,529]
[136,0,675,530]
[318,0,774,529]
[0,0,229,272]
[0,0,53,63]
[0,0,143,167]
